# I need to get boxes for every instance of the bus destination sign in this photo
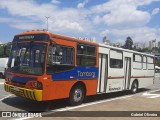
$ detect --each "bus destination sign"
[19,35,34,40]
[13,34,49,42]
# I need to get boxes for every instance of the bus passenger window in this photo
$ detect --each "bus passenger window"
[110,50,123,68]
[110,59,123,68]
[77,44,96,66]
[47,45,74,74]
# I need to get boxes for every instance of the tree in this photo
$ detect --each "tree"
[141,48,151,53]
[156,60,160,67]
[152,47,158,51]
[103,36,110,45]
[0,42,11,58]
[123,36,133,50]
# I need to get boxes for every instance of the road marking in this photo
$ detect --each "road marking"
[149,89,160,93]
[41,95,135,117]
[143,89,160,98]
[49,95,134,112]
[0,82,4,85]
[11,89,160,120]
[143,92,160,98]
[0,94,12,101]
[12,94,134,120]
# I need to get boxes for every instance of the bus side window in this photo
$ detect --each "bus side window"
[110,50,123,68]
[77,44,96,66]
[46,44,74,74]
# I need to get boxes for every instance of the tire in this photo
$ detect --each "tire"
[69,85,85,106]
[131,81,138,94]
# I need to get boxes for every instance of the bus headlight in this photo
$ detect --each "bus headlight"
[26,81,43,90]
[35,81,43,90]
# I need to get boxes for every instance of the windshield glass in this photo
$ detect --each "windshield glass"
[7,42,47,75]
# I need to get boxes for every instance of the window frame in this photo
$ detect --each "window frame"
[143,56,147,70]
[147,56,154,70]
[109,49,123,69]
[46,44,75,74]
[133,53,142,70]
[76,43,96,67]
[147,56,154,64]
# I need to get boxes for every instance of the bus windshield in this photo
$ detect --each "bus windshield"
[7,42,47,75]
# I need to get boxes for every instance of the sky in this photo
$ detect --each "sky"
[0,0,160,44]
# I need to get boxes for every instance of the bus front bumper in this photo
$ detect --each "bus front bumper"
[4,83,42,101]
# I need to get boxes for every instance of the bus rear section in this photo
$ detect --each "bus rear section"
[97,44,154,95]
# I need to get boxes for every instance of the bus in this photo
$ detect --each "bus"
[0,44,11,78]
[155,66,160,73]
[4,30,155,105]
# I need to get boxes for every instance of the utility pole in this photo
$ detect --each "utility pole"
[45,16,50,31]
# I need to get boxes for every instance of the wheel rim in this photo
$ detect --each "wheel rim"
[73,89,82,102]
[133,83,137,92]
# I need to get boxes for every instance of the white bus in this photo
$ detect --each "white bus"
[97,44,154,94]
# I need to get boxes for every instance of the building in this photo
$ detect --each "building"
[134,43,143,49]
[112,42,122,47]
[158,41,160,48]
[143,41,149,49]
[149,40,157,50]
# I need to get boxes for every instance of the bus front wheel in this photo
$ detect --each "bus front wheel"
[69,85,85,106]
[131,81,138,94]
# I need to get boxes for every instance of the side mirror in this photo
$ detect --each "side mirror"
[11,58,15,68]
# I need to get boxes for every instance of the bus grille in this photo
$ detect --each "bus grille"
[5,84,36,100]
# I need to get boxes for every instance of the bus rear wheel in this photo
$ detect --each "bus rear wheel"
[69,85,85,106]
[131,81,138,94]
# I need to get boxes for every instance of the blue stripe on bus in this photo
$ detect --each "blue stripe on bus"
[11,76,37,84]
[6,73,37,84]
[52,66,98,80]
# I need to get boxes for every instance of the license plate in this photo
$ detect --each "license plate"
[13,87,20,92]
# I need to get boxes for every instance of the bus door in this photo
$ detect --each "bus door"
[97,54,108,93]
[124,57,131,89]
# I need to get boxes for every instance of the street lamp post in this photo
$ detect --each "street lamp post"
[45,16,50,31]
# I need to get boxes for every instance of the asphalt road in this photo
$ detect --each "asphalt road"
[0,74,160,120]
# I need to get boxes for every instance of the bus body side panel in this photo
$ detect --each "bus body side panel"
[130,56,154,89]
[97,47,109,93]
[106,49,124,93]
[42,79,97,101]
[106,70,124,93]
[123,52,133,90]
[42,37,99,101]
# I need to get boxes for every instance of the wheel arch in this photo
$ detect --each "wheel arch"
[130,79,139,89]
[70,81,86,96]
[68,81,87,106]
[133,79,139,88]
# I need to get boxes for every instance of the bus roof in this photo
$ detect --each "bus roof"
[15,30,98,46]
[15,30,155,57]
[99,43,154,57]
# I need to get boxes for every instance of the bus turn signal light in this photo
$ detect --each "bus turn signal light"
[26,81,43,90]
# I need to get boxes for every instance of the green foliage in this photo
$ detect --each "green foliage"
[0,42,12,58]
[155,60,160,67]
[152,47,159,51]
[141,48,151,53]
[123,36,133,50]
